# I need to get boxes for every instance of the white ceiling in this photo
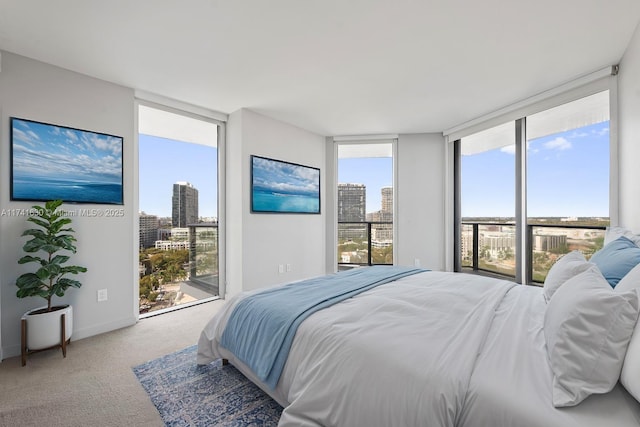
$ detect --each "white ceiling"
[0,0,639,137]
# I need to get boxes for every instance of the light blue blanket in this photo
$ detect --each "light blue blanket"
[220,265,427,389]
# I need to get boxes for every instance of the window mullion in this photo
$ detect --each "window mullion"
[515,118,528,284]
[453,139,462,272]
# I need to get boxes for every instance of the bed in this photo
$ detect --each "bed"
[197,242,640,426]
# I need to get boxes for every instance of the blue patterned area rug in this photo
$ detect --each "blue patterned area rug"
[133,345,283,426]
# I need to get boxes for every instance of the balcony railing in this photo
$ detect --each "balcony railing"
[187,223,219,295]
[460,221,606,284]
[338,221,393,267]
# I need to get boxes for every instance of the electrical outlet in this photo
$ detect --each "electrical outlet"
[278,264,284,274]
[97,289,108,302]
[286,263,292,272]
[414,258,421,267]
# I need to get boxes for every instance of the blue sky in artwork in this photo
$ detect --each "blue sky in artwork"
[252,156,320,196]
[461,121,609,218]
[12,118,122,184]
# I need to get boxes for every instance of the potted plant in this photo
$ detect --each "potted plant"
[15,199,87,365]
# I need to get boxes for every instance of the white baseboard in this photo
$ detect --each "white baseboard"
[1,315,137,361]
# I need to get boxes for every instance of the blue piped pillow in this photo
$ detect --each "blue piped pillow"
[590,236,640,287]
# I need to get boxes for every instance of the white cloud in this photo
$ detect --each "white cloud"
[64,129,79,141]
[500,141,534,155]
[500,145,515,155]
[543,137,571,151]
[569,131,589,139]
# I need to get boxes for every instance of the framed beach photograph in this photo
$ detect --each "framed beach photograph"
[251,155,320,214]
[10,117,124,204]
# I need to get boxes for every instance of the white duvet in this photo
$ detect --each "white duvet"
[197,271,640,427]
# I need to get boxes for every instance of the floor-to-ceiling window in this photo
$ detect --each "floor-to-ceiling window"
[460,122,516,277]
[138,105,222,315]
[455,86,611,284]
[526,91,610,282]
[337,141,395,268]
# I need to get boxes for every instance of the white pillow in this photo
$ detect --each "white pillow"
[543,250,591,302]
[615,263,640,401]
[605,226,640,247]
[615,262,640,293]
[544,266,640,407]
[621,319,640,402]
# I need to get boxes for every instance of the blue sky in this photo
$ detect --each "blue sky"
[12,118,122,183]
[461,121,609,218]
[140,134,390,217]
[139,134,217,218]
[338,157,393,213]
[141,121,606,219]
[140,133,391,217]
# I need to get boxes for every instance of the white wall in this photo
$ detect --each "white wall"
[225,109,244,297]
[226,109,326,297]
[396,133,446,270]
[619,22,640,231]
[0,52,137,359]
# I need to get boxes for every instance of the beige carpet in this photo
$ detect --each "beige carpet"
[0,299,225,427]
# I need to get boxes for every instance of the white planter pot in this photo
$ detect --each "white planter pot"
[22,305,73,350]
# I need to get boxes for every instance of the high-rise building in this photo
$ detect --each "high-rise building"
[338,183,366,222]
[372,186,393,241]
[381,186,393,214]
[139,212,159,249]
[172,181,199,227]
[367,186,393,223]
[378,186,393,222]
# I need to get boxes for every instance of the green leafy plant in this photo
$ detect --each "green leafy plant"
[16,200,87,312]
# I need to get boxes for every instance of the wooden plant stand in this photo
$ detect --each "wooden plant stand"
[21,312,71,367]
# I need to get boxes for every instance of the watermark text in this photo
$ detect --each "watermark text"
[1,208,125,218]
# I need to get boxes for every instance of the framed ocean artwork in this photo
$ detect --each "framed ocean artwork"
[10,117,123,204]
[250,155,320,214]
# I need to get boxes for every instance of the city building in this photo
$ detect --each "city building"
[169,227,189,240]
[154,227,190,251]
[367,186,393,223]
[338,183,366,222]
[139,212,159,249]
[365,186,393,243]
[381,186,393,217]
[480,231,516,260]
[172,181,199,227]
[154,240,190,250]
[461,226,473,263]
[532,234,567,252]
[338,183,367,242]
[157,228,172,241]
[154,227,217,252]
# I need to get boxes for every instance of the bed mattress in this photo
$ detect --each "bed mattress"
[197,270,640,426]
